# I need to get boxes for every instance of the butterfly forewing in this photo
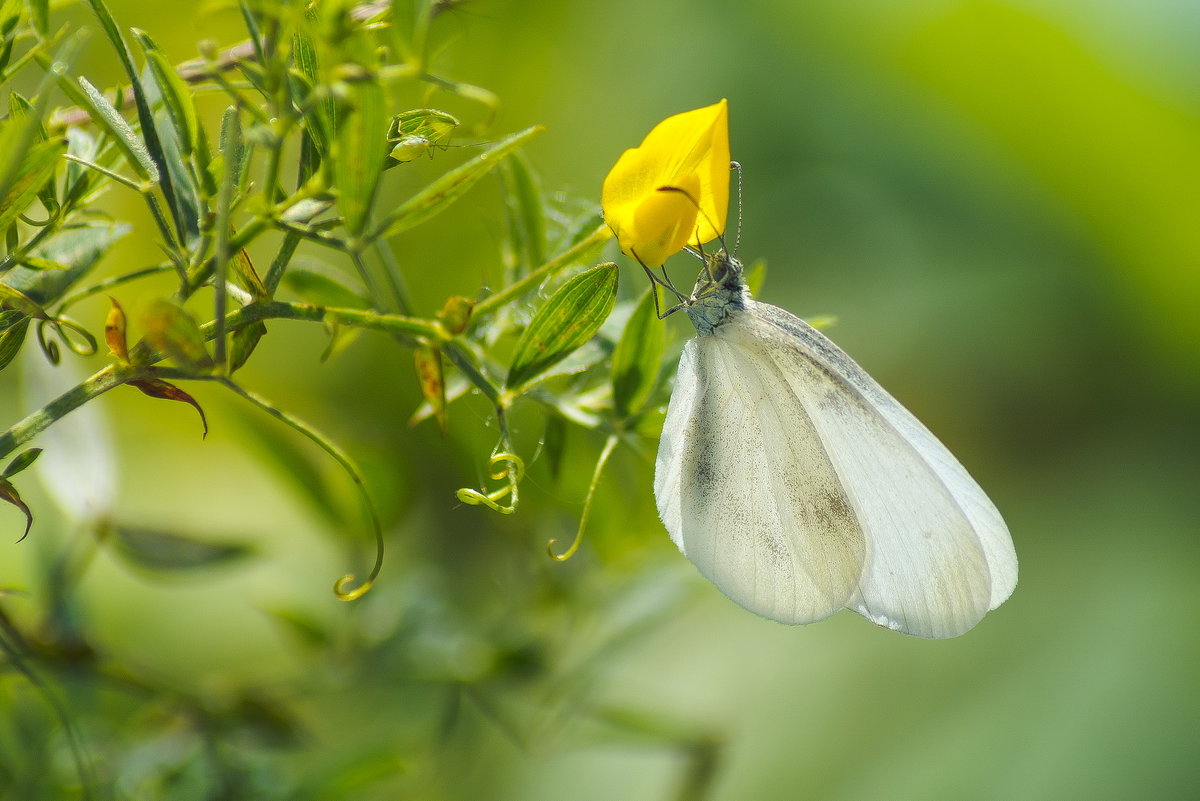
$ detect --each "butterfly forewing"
[656,333,866,624]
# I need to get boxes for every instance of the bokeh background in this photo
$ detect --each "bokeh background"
[3,0,1198,798]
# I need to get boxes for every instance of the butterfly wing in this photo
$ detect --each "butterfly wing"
[655,331,867,625]
[725,301,1017,638]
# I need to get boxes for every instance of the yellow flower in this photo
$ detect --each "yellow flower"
[601,99,730,267]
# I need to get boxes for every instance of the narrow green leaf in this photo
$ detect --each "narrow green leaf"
[8,93,56,209]
[15,256,68,271]
[140,298,214,371]
[0,283,51,319]
[229,320,266,373]
[0,316,29,371]
[3,448,43,479]
[334,75,387,238]
[83,0,184,232]
[2,221,130,307]
[30,0,48,36]
[611,288,666,420]
[109,525,254,571]
[76,77,159,182]
[498,150,546,269]
[218,106,245,185]
[230,247,267,300]
[506,262,619,391]
[7,93,47,141]
[290,31,331,159]
[283,267,369,309]
[132,29,199,157]
[192,120,219,198]
[0,135,65,233]
[0,0,19,74]
[373,125,544,241]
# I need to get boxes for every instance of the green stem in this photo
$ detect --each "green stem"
[55,263,177,313]
[471,223,611,323]
[0,365,124,459]
[207,300,442,340]
[1,302,441,460]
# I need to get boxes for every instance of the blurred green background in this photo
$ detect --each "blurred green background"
[3,0,1198,798]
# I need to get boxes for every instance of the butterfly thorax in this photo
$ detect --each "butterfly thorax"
[684,251,750,335]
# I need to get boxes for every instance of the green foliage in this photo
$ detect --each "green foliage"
[0,1,693,798]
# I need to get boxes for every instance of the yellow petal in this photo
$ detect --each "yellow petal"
[601,99,730,265]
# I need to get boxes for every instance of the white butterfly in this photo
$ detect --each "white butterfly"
[653,251,1017,638]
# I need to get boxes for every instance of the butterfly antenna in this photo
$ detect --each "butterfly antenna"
[730,161,743,255]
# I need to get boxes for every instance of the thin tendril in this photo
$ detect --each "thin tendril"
[456,451,524,514]
[547,434,617,562]
[47,316,98,356]
[217,378,385,601]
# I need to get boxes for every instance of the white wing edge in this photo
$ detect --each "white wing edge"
[749,300,1018,614]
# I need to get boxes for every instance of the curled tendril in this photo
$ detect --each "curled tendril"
[333,571,376,601]
[547,434,618,562]
[456,451,524,515]
[36,317,98,363]
[215,378,385,603]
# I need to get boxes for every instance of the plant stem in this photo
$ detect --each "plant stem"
[0,365,124,459]
[471,223,611,323]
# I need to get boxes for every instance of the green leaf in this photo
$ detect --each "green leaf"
[229,320,267,373]
[7,93,56,209]
[74,77,159,182]
[218,105,245,190]
[230,248,267,300]
[3,448,42,479]
[82,0,183,229]
[2,221,130,307]
[334,73,387,238]
[30,0,48,36]
[506,263,619,392]
[290,31,329,154]
[14,256,68,271]
[0,316,29,372]
[498,150,547,269]
[0,283,51,320]
[109,525,254,572]
[132,29,199,157]
[611,288,665,420]
[373,125,544,241]
[0,0,19,74]
[140,299,214,371]
[283,267,369,309]
[0,135,65,233]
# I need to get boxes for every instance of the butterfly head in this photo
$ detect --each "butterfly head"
[680,248,748,333]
